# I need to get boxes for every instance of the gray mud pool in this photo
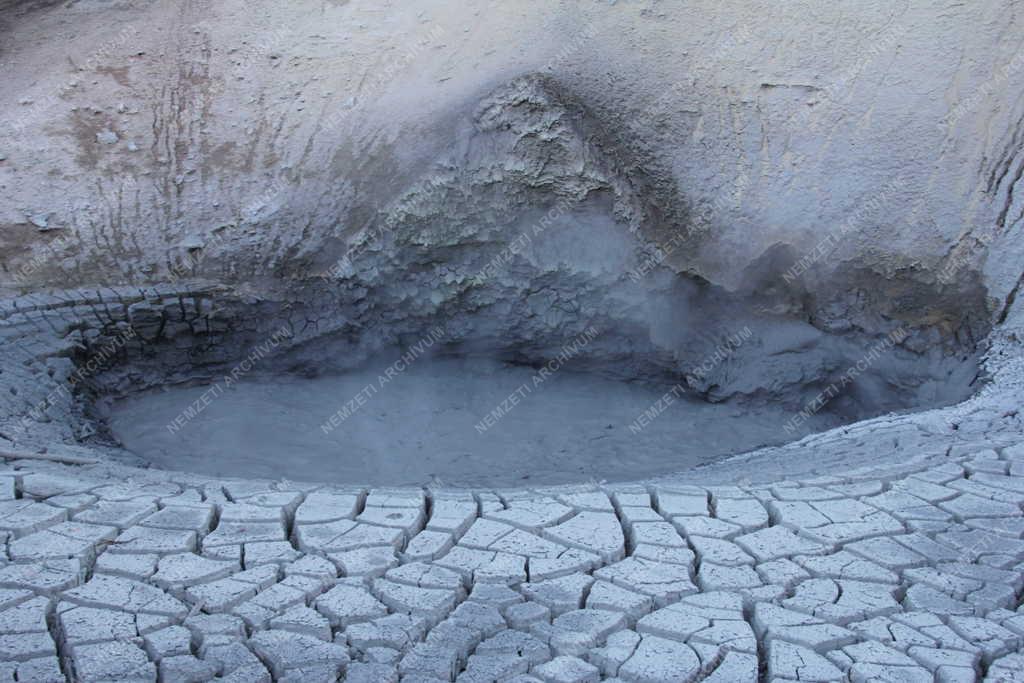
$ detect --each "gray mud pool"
[108,357,841,487]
